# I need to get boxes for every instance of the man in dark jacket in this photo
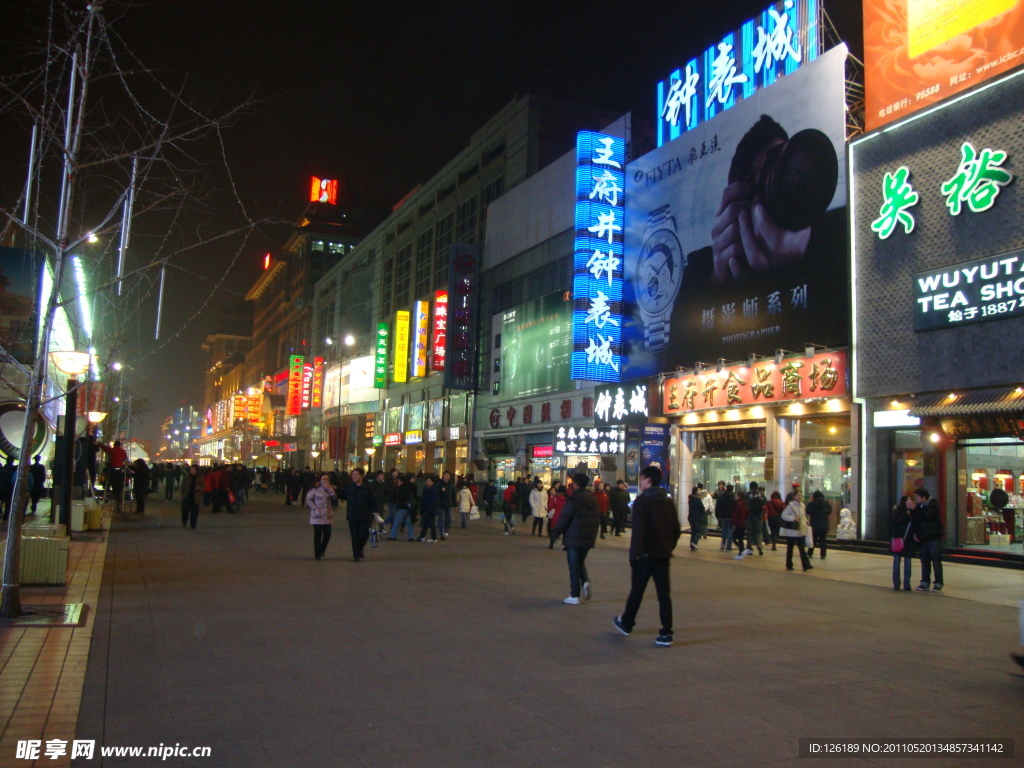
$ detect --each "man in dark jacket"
[517,478,532,523]
[29,455,46,515]
[805,490,831,560]
[437,471,456,539]
[912,487,943,592]
[609,480,630,536]
[418,476,440,541]
[341,468,377,561]
[551,473,601,605]
[715,483,736,551]
[614,466,681,646]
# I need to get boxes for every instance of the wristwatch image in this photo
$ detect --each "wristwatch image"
[634,204,685,351]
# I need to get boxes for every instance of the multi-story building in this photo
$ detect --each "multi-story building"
[158,405,203,462]
[312,94,622,475]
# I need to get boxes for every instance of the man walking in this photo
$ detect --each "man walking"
[29,455,46,515]
[609,480,630,536]
[912,487,943,592]
[551,473,600,605]
[614,466,681,647]
[341,468,376,562]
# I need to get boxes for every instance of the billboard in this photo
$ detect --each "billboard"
[431,290,448,371]
[865,0,1024,131]
[500,290,573,400]
[445,244,481,391]
[0,248,42,365]
[373,322,389,389]
[413,300,429,378]
[622,45,849,379]
[657,0,821,147]
[286,355,304,416]
[341,355,377,405]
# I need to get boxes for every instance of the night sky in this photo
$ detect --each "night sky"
[0,0,863,443]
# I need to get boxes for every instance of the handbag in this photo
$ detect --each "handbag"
[469,504,480,520]
[891,521,911,553]
[228,490,236,504]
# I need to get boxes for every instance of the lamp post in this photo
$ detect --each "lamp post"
[365,446,376,473]
[87,411,107,498]
[49,351,91,531]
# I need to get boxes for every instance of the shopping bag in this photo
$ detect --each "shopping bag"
[469,505,480,520]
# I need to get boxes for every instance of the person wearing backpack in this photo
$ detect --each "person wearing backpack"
[742,481,766,556]
[890,494,915,590]
[613,466,681,647]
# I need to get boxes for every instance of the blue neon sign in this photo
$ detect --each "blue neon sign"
[656,0,820,147]
[572,131,625,382]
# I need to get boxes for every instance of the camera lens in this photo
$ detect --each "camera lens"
[758,128,838,232]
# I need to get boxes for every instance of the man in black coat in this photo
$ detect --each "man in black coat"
[614,466,681,646]
[805,490,831,560]
[912,487,943,592]
[551,473,601,605]
[609,480,630,536]
[29,455,47,514]
[341,468,377,561]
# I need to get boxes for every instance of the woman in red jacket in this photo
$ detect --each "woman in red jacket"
[593,481,611,540]
[731,490,748,556]
[766,490,786,551]
[547,484,567,549]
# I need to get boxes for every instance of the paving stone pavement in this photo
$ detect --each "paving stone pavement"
[64,494,1024,768]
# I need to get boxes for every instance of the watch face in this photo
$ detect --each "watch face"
[635,228,685,315]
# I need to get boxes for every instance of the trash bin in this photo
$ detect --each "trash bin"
[20,536,69,585]
[71,502,86,532]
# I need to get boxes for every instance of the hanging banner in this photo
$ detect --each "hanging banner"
[444,244,481,391]
[625,426,641,492]
[301,362,314,410]
[432,290,448,371]
[286,354,304,416]
[413,301,430,378]
[393,310,411,383]
[328,425,348,460]
[374,322,389,389]
[311,356,325,408]
[76,381,106,416]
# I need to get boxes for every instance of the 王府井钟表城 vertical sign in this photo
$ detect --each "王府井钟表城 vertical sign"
[572,131,625,382]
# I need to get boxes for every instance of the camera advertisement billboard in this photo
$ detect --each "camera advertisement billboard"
[499,290,573,400]
[622,45,849,379]
[864,0,1024,131]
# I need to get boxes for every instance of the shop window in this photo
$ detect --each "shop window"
[960,438,1024,551]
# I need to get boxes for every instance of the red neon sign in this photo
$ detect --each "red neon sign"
[311,356,324,408]
[432,290,448,371]
[532,445,554,458]
[384,433,402,447]
[310,177,338,205]
[286,355,304,416]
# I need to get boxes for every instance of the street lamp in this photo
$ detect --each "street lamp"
[49,350,91,531]
[365,446,376,472]
[344,334,355,347]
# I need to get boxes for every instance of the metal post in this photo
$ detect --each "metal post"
[60,379,78,533]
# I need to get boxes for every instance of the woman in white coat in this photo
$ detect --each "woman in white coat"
[457,481,474,529]
[306,473,337,560]
[529,479,548,536]
[780,489,813,572]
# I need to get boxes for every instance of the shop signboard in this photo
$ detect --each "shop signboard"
[374,322,389,389]
[393,310,411,384]
[572,131,626,382]
[432,290,448,371]
[484,437,514,456]
[702,427,765,452]
[283,442,297,452]
[940,414,1024,440]
[500,290,573,399]
[233,394,247,422]
[311,356,324,408]
[913,249,1024,331]
[531,445,554,458]
[864,0,1024,131]
[286,354,304,416]
[624,46,849,379]
[247,393,262,422]
[413,301,430,378]
[309,176,338,204]
[594,381,651,427]
[301,362,314,410]
[405,430,423,444]
[662,350,848,414]
[372,434,383,447]
[364,415,374,440]
[640,424,672,489]
[656,0,821,146]
[384,433,402,447]
[445,244,480,391]
[555,426,624,455]
[427,428,439,443]
[448,425,467,441]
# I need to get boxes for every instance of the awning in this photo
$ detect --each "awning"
[908,389,1024,417]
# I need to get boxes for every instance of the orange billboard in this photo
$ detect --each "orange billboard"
[865,0,1024,131]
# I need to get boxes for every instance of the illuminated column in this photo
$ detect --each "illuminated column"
[766,411,799,500]
[676,429,695,524]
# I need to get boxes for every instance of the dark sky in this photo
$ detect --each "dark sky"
[1,0,863,443]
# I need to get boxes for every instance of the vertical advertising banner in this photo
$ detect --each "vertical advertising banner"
[865,0,1024,130]
[374,323,389,389]
[572,131,626,382]
[311,356,325,408]
[640,424,672,490]
[656,0,820,146]
[431,290,448,371]
[301,362,314,410]
[233,394,247,422]
[286,354,304,416]
[393,310,411,384]
[75,381,106,416]
[445,244,481,391]
[623,45,849,378]
[624,425,641,492]
[413,300,430,378]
